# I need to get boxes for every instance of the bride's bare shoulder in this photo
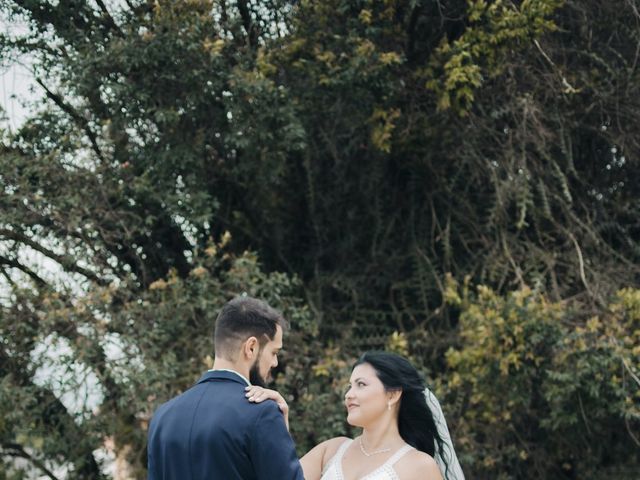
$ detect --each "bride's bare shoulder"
[320,436,351,459]
[394,450,443,480]
[300,436,351,480]
[302,436,350,463]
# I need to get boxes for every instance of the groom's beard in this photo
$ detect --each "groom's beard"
[249,357,269,387]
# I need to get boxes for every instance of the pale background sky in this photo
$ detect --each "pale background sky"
[1,13,36,131]
[1,62,35,131]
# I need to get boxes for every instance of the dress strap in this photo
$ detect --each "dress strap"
[321,438,352,475]
[382,444,414,467]
[334,439,353,461]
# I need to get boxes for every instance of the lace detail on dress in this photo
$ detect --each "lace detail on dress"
[320,439,414,480]
[320,439,352,480]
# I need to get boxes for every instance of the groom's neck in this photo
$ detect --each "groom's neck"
[212,357,250,379]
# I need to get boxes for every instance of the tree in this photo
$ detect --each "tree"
[1,0,638,477]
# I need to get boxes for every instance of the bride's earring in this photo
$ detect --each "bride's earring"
[387,401,391,411]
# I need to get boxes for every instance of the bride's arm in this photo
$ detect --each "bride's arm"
[395,451,443,480]
[301,437,347,480]
[299,441,326,480]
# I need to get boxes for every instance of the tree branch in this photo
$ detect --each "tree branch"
[405,4,421,63]
[34,78,106,163]
[0,255,47,287]
[0,228,106,285]
[0,343,104,479]
[236,0,259,48]
[94,0,125,37]
[1,443,60,480]
[567,231,593,298]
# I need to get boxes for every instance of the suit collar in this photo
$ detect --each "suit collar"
[197,369,251,386]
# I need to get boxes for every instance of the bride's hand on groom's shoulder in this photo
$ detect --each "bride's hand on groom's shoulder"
[245,386,290,430]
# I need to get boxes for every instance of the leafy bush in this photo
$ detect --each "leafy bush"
[442,277,640,479]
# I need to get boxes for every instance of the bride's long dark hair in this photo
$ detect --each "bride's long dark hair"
[355,351,449,477]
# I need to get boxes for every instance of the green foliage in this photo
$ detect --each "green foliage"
[443,277,640,478]
[1,0,640,477]
[284,345,355,453]
[425,0,563,114]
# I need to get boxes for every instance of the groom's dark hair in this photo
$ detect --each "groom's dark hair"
[214,296,287,360]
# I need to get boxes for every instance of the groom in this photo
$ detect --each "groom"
[147,296,304,480]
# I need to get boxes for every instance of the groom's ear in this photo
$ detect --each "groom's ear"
[242,336,259,360]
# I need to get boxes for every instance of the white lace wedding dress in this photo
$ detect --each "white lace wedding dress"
[320,439,414,480]
[319,388,465,480]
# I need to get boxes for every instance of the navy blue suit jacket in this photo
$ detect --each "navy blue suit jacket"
[147,370,304,480]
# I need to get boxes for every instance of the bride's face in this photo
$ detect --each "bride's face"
[344,363,389,427]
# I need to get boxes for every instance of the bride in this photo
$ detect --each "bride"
[246,351,464,480]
